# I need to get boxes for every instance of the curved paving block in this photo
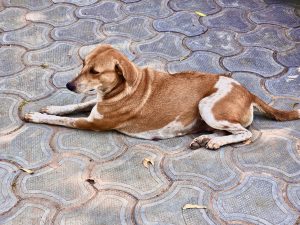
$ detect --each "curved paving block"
[103,16,156,41]
[215,0,266,10]
[3,0,52,10]
[0,67,54,100]
[0,162,18,214]
[185,29,242,56]
[0,7,27,31]
[168,51,225,74]
[76,0,125,23]
[153,12,206,37]
[136,182,215,225]
[215,176,298,224]
[26,4,76,27]
[79,37,136,60]
[0,124,53,169]
[0,46,25,77]
[265,67,300,98]
[277,44,300,67]
[123,0,172,18]
[232,72,272,103]
[169,0,220,14]
[288,27,300,42]
[250,5,300,28]
[134,55,168,72]
[134,33,189,61]
[51,19,104,44]
[24,42,81,71]
[0,23,52,49]
[52,66,82,88]
[234,132,300,182]
[238,25,295,51]
[54,130,127,161]
[164,147,239,190]
[287,184,300,211]
[20,156,95,207]
[223,47,284,77]
[202,8,255,32]
[0,94,23,135]
[55,191,135,225]
[91,145,170,199]
[53,0,97,6]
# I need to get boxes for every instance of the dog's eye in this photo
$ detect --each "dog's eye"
[89,67,99,74]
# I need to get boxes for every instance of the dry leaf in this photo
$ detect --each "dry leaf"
[143,158,154,168]
[243,139,252,145]
[20,168,34,174]
[40,63,49,68]
[180,56,188,61]
[195,11,207,17]
[183,204,207,209]
[292,103,299,109]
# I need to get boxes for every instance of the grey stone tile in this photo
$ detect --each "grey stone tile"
[216,0,266,10]
[91,145,170,199]
[0,7,27,31]
[24,42,81,71]
[185,29,242,56]
[0,162,18,214]
[0,46,26,77]
[52,19,104,44]
[3,0,52,10]
[134,55,168,72]
[76,0,125,23]
[103,16,156,41]
[232,72,272,103]
[52,0,97,6]
[134,33,189,61]
[223,47,284,77]
[250,5,300,28]
[238,25,295,52]
[153,11,206,37]
[20,156,95,207]
[168,51,225,74]
[26,4,76,27]
[0,67,55,100]
[0,124,53,169]
[121,0,140,2]
[287,183,300,211]
[0,23,52,49]
[123,0,172,18]
[0,94,23,135]
[288,27,300,42]
[202,8,255,32]
[169,0,220,14]
[265,67,300,98]
[277,44,300,67]
[215,175,298,224]
[52,66,82,88]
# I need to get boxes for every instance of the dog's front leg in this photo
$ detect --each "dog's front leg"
[40,99,97,115]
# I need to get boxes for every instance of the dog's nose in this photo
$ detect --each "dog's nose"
[66,82,76,91]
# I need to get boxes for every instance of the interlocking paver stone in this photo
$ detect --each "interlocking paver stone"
[52,66,82,88]
[24,42,81,71]
[288,27,300,42]
[0,46,26,77]
[134,55,168,72]
[265,67,300,98]
[52,0,97,6]
[216,0,266,10]
[238,25,295,51]
[250,5,300,28]
[103,16,156,41]
[52,19,104,44]
[0,124,53,169]
[287,184,300,211]
[26,4,76,27]
[123,0,172,18]
[3,0,52,10]
[0,162,18,214]
[76,0,125,23]
[276,44,300,67]
[185,29,242,56]
[0,67,54,100]
[168,51,225,74]
[153,12,206,37]
[169,0,220,15]
[202,8,255,32]
[0,8,27,31]
[215,175,298,224]
[223,47,284,77]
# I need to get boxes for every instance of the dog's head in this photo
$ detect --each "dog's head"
[66,45,138,95]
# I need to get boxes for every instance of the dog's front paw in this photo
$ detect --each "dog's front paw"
[40,106,62,115]
[24,112,45,123]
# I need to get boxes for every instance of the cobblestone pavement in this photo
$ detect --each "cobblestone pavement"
[0,0,300,224]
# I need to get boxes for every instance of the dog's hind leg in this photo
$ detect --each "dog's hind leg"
[190,130,227,149]
[40,99,97,115]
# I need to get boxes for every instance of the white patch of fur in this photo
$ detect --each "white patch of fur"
[88,105,103,121]
[25,112,76,127]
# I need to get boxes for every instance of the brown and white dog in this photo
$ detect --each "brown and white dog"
[24,45,300,150]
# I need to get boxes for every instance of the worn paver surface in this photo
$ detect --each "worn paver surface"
[0,0,300,224]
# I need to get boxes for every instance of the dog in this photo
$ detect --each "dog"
[24,45,300,150]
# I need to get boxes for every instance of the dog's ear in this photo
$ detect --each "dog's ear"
[115,60,137,87]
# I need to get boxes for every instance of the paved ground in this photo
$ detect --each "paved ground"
[0,0,299,224]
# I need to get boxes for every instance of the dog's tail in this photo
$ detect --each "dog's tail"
[252,95,300,121]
